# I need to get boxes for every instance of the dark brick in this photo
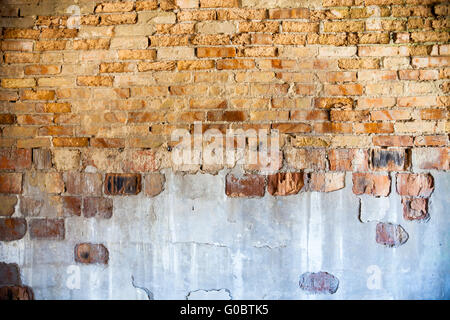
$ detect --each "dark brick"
[0,218,27,241]
[62,196,81,217]
[0,262,21,286]
[75,243,109,265]
[0,286,34,300]
[83,197,113,219]
[104,173,141,195]
[225,174,265,198]
[370,148,408,171]
[29,219,65,240]
[299,271,339,294]
[0,114,15,125]
[376,222,409,247]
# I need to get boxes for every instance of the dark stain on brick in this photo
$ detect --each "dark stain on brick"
[62,196,81,217]
[29,219,65,240]
[299,271,339,294]
[371,149,408,171]
[0,218,27,241]
[75,243,109,265]
[0,286,34,300]
[105,173,141,195]
[0,262,21,286]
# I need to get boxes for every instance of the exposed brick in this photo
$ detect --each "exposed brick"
[144,173,165,197]
[0,218,27,241]
[412,148,449,170]
[267,172,304,196]
[29,219,65,240]
[62,196,81,217]
[0,173,22,194]
[0,262,21,286]
[104,173,142,195]
[396,173,434,198]
[370,149,408,171]
[299,272,339,295]
[0,286,34,300]
[309,172,345,192]
[0,196,18,217]
[83,197,113,219]
[376,222,408,248]
[352,173,390,197]
[75,243,109,265]
[402,197,429,221]
[0,148,31,170]
[225,173,265,198]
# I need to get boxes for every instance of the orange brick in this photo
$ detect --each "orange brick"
[197,47,236,58]
[77,76,114,86]
[53,137,89,147]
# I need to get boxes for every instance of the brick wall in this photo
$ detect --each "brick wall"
[0,0,449,299]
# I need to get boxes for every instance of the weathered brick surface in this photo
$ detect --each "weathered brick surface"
[396,173,434,197]
[267,172,304,196]
[0,0,447,262]
[376,222,409,247]
[75,243,109,265]
[225,174,265,198]
[29,219,65,240]
[104,173,141,195]
[299,272,339,295]
[0,218,27,241]
[352,173,390,197]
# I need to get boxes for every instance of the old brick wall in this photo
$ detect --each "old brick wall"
[0,0,449,299]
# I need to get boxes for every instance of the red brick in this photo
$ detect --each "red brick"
[64,172,103,196]
[267,172,304,196]
[0,148,31,170]
[225,174,265,198]
[309,172,345,192]
[328,149,369,171]
[0,218,27,241]
[0,173,22,194]
[376,222,408,248]
[372,136,413,147]
[402,197,429,221]
[352,173,390,197]
[0,262,21,286]
[396,173,434,197]
[75,243,109,264]
[299,272,339,295]
[83,197,113,219]
[62,196,81,217]
[29,219,65,240]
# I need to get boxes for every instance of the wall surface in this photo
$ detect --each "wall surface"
[0,0,449,300]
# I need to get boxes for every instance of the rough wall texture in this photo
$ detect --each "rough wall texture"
[0,0,449,299]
